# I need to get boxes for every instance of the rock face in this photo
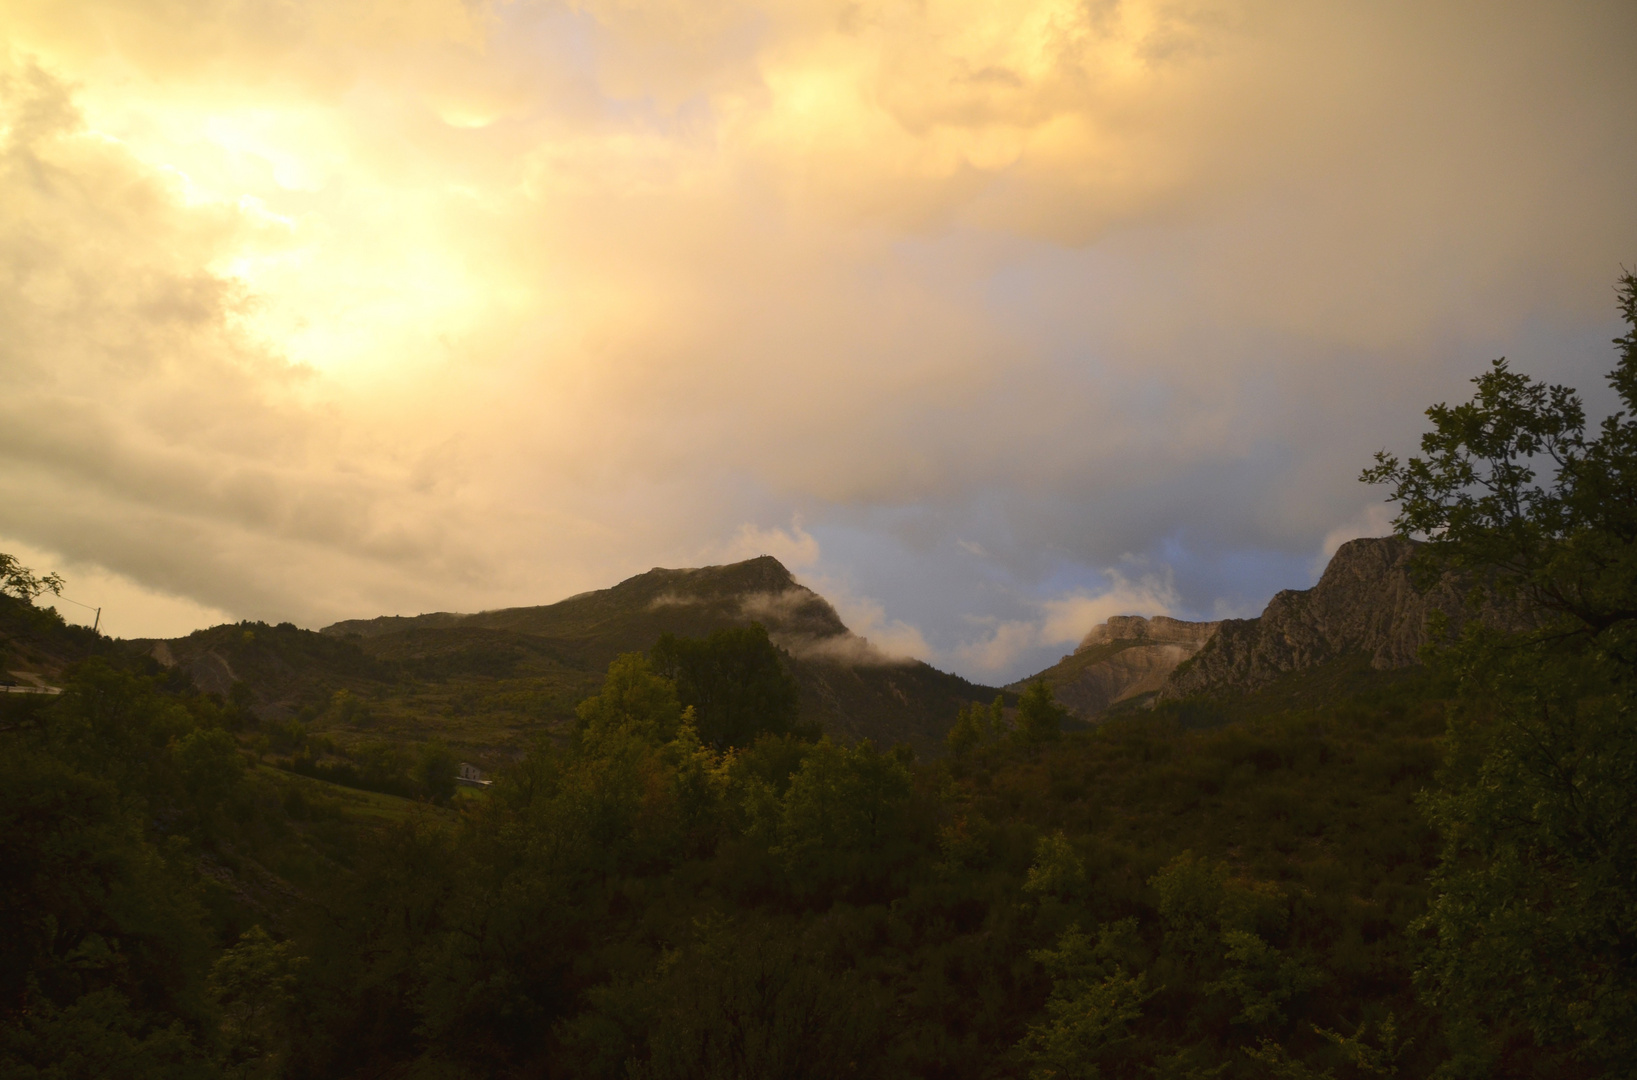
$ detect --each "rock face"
[1158,536,1458,701]
[1078,615,1221,651]
[1012,614,1222,719]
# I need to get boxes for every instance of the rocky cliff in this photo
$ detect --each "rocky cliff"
[1077,615,1221,651]
[1013,614,1222,719]
[1158,536,1459,701]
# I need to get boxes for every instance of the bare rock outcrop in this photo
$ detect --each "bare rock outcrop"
[1076,615,1221,652]
[1158,536,1459,701]
[1013,614,1222,719]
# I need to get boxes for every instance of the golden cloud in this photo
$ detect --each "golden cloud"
[0,0,1631,679]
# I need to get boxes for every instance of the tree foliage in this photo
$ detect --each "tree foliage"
[1362,271,1637,658]
[1365,271,1637,1074]
[1016,682,1067,744]
[0,552,65,603]
[651,624,800,750]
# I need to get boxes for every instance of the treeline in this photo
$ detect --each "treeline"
[0,617,1465,1079]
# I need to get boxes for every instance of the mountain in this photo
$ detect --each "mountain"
[1012,537,1484,721]
[147,556,1000,759]
[1157,536,1465,701]
[1007,615,1220,719]
[323,556,849,651]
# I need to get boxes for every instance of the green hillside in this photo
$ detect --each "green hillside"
[0,598,1527,1079]
[144,556,1001,764]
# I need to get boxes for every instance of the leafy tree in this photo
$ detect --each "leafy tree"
[0,665,218,1079]
[412,740,457,803]
[576,652,684,746]
[1016,682,1067,744]
[173,726,245,832]
[1204,929,1322,1028]
[947,695,1007,757]
[651,625,800,750]
[1017,921,1156,1080]
[618,917,887,1080]
[1024,831,1088,903]
[773,738,913,896]
[209,925,306,1077]
[1361,270,1637,661]
[0,552,65,603]
[1363,271,1637,1073]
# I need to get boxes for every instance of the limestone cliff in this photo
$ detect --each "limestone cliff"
[1077,615,1221,651]
[1157,536,1459,701]
[1012,614,1221,719]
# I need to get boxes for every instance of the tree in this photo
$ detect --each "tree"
[576,653,684,746]
[0,553,64,603]
[1023,831,1087,903]
[946,695,1007,757]
[1361,271,1637,663]
[651,626,800,750]
[1016,682,1067,744]
[1363,272,1637,1074]
[1017,921,1156,1080]
[773,738,913,896]
[413,741,458,803]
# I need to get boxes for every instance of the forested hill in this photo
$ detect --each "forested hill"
[144,556,1001,760]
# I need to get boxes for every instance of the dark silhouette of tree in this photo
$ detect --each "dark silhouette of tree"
[651,625,800,750]
[1364,271,1637,1074]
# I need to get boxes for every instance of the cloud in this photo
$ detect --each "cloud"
[1038,570,1181,647]
[953,568,1179,679]
[715,520,821,570]
[803,589,933,663]
[733,547,934,663]
[1314,504,1399,575]
[0,1,1631,682]
[0,535,233,639]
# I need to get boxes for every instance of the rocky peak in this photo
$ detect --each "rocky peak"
[1011,614,1222,720]
[1158,536,1458,701]
[1077,614,1221,652]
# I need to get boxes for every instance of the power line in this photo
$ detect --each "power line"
[51,594,102,633]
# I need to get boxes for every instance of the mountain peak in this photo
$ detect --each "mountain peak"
[1076,614,1221,653]
[1157,535,1466,701]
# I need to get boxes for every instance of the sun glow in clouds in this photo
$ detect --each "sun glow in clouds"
[1,0,1632,681]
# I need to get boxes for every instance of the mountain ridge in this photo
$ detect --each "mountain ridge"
[1009,613,1222,718]
[149,555,1001,758]
[1013,536,1478,719]
[1158,536,1464,701]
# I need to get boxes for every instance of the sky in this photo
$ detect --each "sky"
[1,0,1633,684]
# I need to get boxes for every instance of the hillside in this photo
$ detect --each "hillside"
[0,592,122,693]
[1010,615,1220,719]
[144,556,1001,760]
[0,562,1490,1080]
[1,521,1617,1078]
